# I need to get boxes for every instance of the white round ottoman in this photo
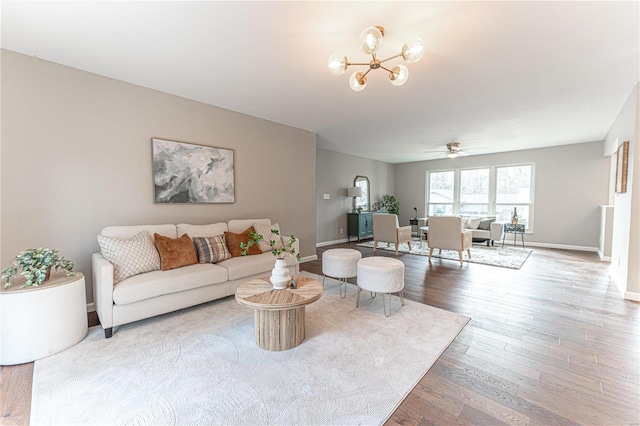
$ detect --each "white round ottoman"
[322,248,362,298]
[356,257,405,316]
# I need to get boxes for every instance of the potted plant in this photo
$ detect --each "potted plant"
[380,195,400,215]
[2,247,76,289]
[241,229,300,289]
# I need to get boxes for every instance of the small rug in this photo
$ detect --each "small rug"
[357,240,532,269]
[30,272,468,425]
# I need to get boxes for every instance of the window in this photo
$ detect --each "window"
[427,170,454,215]
[426,164,534,230]
[459,168,489,216]
[495,165,533,229]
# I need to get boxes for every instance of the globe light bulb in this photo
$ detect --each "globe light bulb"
[402,37,425,63]
[389,65,409,86]
[358,26,384,55]
[328,52,348,76]
[349,72,367,92]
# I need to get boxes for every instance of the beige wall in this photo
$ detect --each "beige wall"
[1,50,317,304]
[316,148,395,244]
[604,83,639,299]
[394,141,610,249]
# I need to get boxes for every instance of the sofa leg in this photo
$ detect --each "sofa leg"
[487,240,490,247]
[105,327,113,338]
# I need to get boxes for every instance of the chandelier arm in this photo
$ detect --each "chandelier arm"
[361,68,372,78]
[347,62,372,66]
[378,53,403,64]
[379,65,394,73]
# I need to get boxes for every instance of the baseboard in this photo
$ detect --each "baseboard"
[596,249,612,261]
[300,255,318,263]
[316,238,349,247]
[87,302,95,313]
[624,291,640,302]
[524,242,598,252]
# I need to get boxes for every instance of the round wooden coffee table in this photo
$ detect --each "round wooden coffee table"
[235,276,323,351]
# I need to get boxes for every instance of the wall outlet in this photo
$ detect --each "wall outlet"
[323,193,330,200]
[340,228,344,234]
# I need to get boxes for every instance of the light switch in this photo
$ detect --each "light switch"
[323,194,330,200]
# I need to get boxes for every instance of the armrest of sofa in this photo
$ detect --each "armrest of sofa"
[92,253,115,330]
[462,229,473,249]
[490,222,505,242]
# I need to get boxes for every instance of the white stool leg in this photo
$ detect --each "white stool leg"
[356,286,362,308]
[340,278,347,299]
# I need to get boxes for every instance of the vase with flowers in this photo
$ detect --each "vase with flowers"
[241,229,300,289]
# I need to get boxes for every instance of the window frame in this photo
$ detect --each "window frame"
[425,163,535,232]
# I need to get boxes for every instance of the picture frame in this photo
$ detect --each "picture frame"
[152,138,235,203]
[615,141,629,194]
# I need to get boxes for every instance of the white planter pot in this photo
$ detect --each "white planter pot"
[270,259,291,290]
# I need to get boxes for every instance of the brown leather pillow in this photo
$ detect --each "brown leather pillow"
[224,227,263,257]
[154,233,198,271]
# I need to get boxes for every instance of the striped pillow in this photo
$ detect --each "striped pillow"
[192,235,232,264]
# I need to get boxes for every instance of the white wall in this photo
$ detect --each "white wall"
[316,148,395,244]
[1,50,317,303]
[395,142,609,249]
[604,83,639,299]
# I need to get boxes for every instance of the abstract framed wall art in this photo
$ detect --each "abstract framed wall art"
[152,138,235,203]
[615,141,629,194]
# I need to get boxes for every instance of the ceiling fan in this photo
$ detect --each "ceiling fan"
[424,142,470,158]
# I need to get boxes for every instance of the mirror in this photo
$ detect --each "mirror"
[353,175,370,212]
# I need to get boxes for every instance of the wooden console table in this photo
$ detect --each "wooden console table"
[236,276,323,351]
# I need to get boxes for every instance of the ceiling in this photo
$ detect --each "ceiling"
[2,1,638,164]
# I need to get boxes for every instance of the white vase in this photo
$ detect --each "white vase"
[270,258,291,290]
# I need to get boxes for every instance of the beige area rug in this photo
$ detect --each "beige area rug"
[30,272,468,426]
[357,240,532,269]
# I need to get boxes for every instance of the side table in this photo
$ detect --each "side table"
[236,276,323,351]
[0,272,88,365]
[502,223,525,248]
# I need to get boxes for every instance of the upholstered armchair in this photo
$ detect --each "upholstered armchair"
[426,215,472,266]
[372,213,412,255]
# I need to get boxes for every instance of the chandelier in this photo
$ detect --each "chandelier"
[328,26,425,92]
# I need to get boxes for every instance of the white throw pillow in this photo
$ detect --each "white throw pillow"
[252,222,285,252]
[465,217,483,229]
[97,231,160,283]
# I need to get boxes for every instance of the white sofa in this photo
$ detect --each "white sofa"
[92,218,299,338]
[465,217,505,246]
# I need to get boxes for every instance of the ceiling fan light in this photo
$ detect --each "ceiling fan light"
[328,52,348,76]
[358,26,384,55]
[446,151,459,159]
[389,65,409,86]
[349,72,367,91]
[402,37,425,63]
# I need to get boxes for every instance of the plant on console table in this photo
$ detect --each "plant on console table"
[241,229,300,290]
[380,195,400,215]
[2,247,76,289]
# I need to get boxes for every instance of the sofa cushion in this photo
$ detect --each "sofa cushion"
[465,217,483,229]
[193,235,232,264]
[225,227,262,257]
[217,252,297,281]
[101,224,176,239]
[97,231,161,283]
[154,233,198,271]
[228,218,270,234]
[112,263,228,305]
[177,223,228,238]
[252,222,285,252]
[478,217,496,230]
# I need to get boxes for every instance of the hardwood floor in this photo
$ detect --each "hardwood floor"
[1,243,638,425]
